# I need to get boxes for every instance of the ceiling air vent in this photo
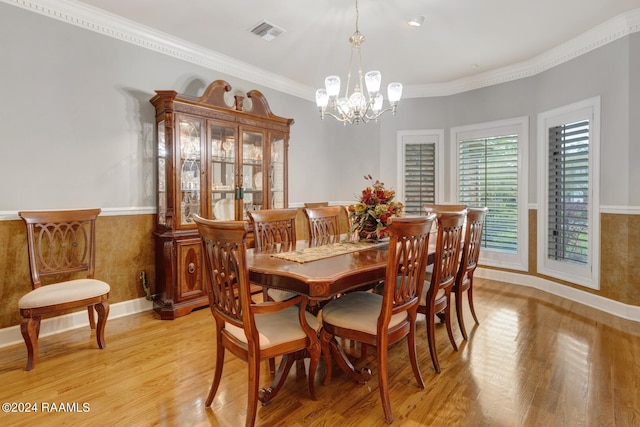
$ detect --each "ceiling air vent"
[250,21,285,41]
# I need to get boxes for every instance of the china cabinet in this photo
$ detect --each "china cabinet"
[150,80,293,319]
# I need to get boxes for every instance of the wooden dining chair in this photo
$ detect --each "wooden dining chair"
[247,208,300,374]
[303,201,329,208]
[418,210,466,373]
[303,205,342,246]
[454,207,488,341]
[247,208,298,303]
[17,209,110,371]
[193,215,320,427]
[320,214,436,424]
[248,208,297,252]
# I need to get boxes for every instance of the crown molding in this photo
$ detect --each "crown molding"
[406,8,640,98]
[2,0,312,99]
[3,0,640,100]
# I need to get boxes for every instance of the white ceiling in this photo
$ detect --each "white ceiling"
[51,1,640,97]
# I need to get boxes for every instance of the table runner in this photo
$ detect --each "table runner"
[270,240,387,263]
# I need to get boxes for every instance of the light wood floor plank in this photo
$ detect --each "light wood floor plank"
[1,278,639,426]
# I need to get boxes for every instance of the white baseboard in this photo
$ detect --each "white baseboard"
[0,297,154,349]
[476,268,640,322]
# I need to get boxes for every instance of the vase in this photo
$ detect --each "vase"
[359,218,379,241]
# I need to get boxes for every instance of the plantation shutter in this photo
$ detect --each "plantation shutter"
[403,142,436,216]
[459,135,518,253]
[547,120,590,265]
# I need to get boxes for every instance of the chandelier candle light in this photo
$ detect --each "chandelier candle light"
[315,0,402,125]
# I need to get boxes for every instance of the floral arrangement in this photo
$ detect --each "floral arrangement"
[348,175,404,241]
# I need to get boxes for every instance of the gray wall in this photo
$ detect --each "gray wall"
[0,3,332,211]
[0,2,637,213]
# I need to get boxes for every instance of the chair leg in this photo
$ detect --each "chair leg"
[455,289,468,340]
[307,344,320,401]
[206,337,226,406]
[359,343,367,359]
[320,328,334,386]
[468,281,479,325]
[377,338,393,424]
[87,305,96,329]
[407,318,425,389]
[95,301,109,349]
[21,316,40,371]
[444,301,458,352]
[246,351,260,427]
[426,312,440,373]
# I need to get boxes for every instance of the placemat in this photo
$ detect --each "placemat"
[270,240,386,263]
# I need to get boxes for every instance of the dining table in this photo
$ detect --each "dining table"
[246,235,437,391]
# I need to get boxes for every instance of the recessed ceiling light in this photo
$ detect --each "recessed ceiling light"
[408,16,425,27]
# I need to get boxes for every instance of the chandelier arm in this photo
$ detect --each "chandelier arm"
[319,110,357,125]
[363,105,398,121]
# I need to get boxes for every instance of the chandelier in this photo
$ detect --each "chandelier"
[315,0,402,125]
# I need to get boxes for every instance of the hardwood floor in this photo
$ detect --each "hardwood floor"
[1,278,639,426]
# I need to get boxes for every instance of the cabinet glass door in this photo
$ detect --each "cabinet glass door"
[157,121,167,225]
[178,117,202,225]
[242,130,264,219]
[270,135,286,209]
[210,123,236,220]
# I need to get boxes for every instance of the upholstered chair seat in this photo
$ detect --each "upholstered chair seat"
[226,305,320,348]
[321,292,407,335]
[19,279,110,309]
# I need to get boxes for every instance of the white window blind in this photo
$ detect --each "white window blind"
[459,135,519,254]
[547,120,590,265]
[403,142,436,216]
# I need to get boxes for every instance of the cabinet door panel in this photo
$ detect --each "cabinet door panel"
[158,121,168,225]
[176,239,204,301]
[270,134,286,209]
[241,129,264,218]
[210,122,237,220]
[177,116,203,226]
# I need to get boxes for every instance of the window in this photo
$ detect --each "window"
[397,130,444,216]
[452,117,529,271]
[537,97,600,289]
